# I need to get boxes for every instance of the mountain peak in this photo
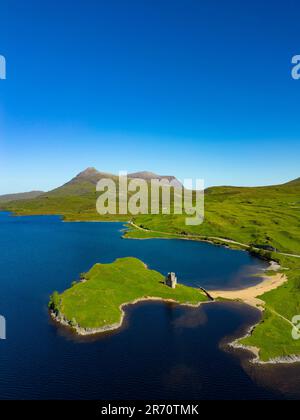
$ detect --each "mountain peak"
[61,168,182,189]
[128,171,182,187]
[128,171,160,179]
[67,167,116,186]
[76,167,99,178]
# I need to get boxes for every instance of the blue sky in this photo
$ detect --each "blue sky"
[0,0,300,193]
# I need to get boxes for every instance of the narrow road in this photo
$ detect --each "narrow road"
[266,306,296,330]
[265,306,300,338]
[279,252,300,259]
[129,222,300,259]
[130,222,300,335]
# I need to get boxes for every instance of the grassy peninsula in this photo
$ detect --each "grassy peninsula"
[49,257,208,334]
[3,168,300,362]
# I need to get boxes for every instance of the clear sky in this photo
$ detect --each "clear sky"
[0,0,300,194]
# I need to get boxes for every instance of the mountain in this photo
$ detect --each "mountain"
[0,191,44,203]
[284,177,300,186]
[128,171,182,188]
[128,171,163,180]
[46,168,118,196]
[0,168,181,221]
[44,168,182,197]
[66,167,116,185]
[1,169,299,254]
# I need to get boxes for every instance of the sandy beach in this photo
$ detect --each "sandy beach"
[209,273,287,310]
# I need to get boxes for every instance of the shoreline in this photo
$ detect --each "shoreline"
[2,211,299,258]
[50,296,209,336]
[52,283,300,366]
[211,270,300,365]
[209,272,287,311]
[5,212,295,365]
[50,251,292,364]
[228,323,300,365]
[51,268,293,365]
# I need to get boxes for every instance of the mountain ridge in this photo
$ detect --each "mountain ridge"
[0,191,44,203]
[0,168,299,256]
[1,168,299,197]
[284,177,300,186]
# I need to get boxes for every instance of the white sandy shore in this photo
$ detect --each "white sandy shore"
[209,273,287,311]
[209,271,300,365]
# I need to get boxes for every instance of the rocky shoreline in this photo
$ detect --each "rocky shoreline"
[50,296,207,336]
[51,257,299,365]
[229,323,300,365]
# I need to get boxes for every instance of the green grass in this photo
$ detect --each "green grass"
[3,178,300,254]
[239,255,300,361]
[3,173,300,360]
[123,224,188,240]
[51,257,208,330]
[130,182,300,255]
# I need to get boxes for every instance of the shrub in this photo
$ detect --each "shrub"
[69,318,78,328]
[48,291,61,314]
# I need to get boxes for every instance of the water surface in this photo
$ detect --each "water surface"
[0,212,296,400]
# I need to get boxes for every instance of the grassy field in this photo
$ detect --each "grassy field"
[3,169,300,360]
[50,257,208,331]
[2,173,300,254]
[239,255,300,362]
[130,181,300,255]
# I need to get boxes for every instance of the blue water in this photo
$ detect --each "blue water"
[0,212,289,399]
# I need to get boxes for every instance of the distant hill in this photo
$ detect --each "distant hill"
[41,168,182,197]
[1,169,299,254]
[284,177,300,186]
[128,171,182,188]
[0,168,182,222]
[2,170,299,365]
[66,167,116,185]
[0,191,44,203]
[45,167,119,197]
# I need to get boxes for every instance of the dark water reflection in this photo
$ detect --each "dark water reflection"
[0,212,299,399]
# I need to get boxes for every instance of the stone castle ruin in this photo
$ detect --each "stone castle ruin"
[165,272,177,289]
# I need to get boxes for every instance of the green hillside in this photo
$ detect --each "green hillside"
[0,190,44,203]
[0,168,127,221]
[129,181,300,255]
[1,168,300,254]
[239,254,300,362]
[49,257,207,332]
[0,167,182,222]
[2,168,300,361]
